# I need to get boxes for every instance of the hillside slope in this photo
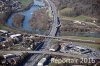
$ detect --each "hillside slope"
[52,0,100,17]
[51,0,100,34]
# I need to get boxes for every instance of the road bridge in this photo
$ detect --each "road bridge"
[1,51,90,59]
[34,34,100,44]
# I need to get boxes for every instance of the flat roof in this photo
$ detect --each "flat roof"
[10,34,21,38]
[38,58,46,63]
[0,30,8,33]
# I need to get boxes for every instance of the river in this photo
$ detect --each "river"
[6,0,100,38]
[7,1,44,33]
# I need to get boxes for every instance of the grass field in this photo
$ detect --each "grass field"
[61,36,100,42]
[59,7,96,22]
[0,24,27,34]
[60,8,73,15]
[74,15,94,21]
[20,0,33,7]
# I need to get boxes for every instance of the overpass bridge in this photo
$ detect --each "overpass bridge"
[1,51,95,59]
[34,34,100,44]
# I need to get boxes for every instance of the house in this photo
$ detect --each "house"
[10,34,22,44]
[10,34,22,39]
[0,30,10,37]
[0,30,8,34]
[3,54,20,65]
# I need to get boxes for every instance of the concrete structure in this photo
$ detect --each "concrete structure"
[3,54,16,59]
[49,44,59,52]
[0,30,8,33]
[37,58,46,66]
[60,44,92,54]
[10,34,22,39]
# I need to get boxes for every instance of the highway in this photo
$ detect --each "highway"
[23,0,60,66]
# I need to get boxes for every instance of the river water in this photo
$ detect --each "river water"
[7,1,44,32]
[6,1,100,38]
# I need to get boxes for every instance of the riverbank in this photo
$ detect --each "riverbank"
[15,0,34,13]
[5,0,36,33]
[0,24,28,34]
[29,8,52,33]
[12,13,25,27]
[0,0,34,25]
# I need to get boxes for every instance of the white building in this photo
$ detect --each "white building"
[10,34,22,39]
[0,30,8,33]
[37,58,46,66]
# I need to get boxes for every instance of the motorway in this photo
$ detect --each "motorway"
[23,0,60,66]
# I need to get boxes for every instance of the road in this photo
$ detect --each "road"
[34,34,100,44]
[2,51,96,59]
[23,0,60,66]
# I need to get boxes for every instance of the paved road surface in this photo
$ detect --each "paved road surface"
[3,51,99,59]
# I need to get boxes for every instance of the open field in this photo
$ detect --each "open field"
[61,36,100,42]
[58,7,100,33]
[20,0,33,7]
[0,24,27,34]
[50,36,100,50]
[59,7,96,22]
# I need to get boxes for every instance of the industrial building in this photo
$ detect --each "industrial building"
[49,44,60,52]
[60,44,92,54]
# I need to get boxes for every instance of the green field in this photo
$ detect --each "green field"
[59,7,96,22]
[0,24,27,34]
[65,41,100,50]
[61,36,100,42]
[74,15,94,21]
[20,0,33,7]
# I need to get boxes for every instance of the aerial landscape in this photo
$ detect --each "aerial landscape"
[0,0,100,66]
